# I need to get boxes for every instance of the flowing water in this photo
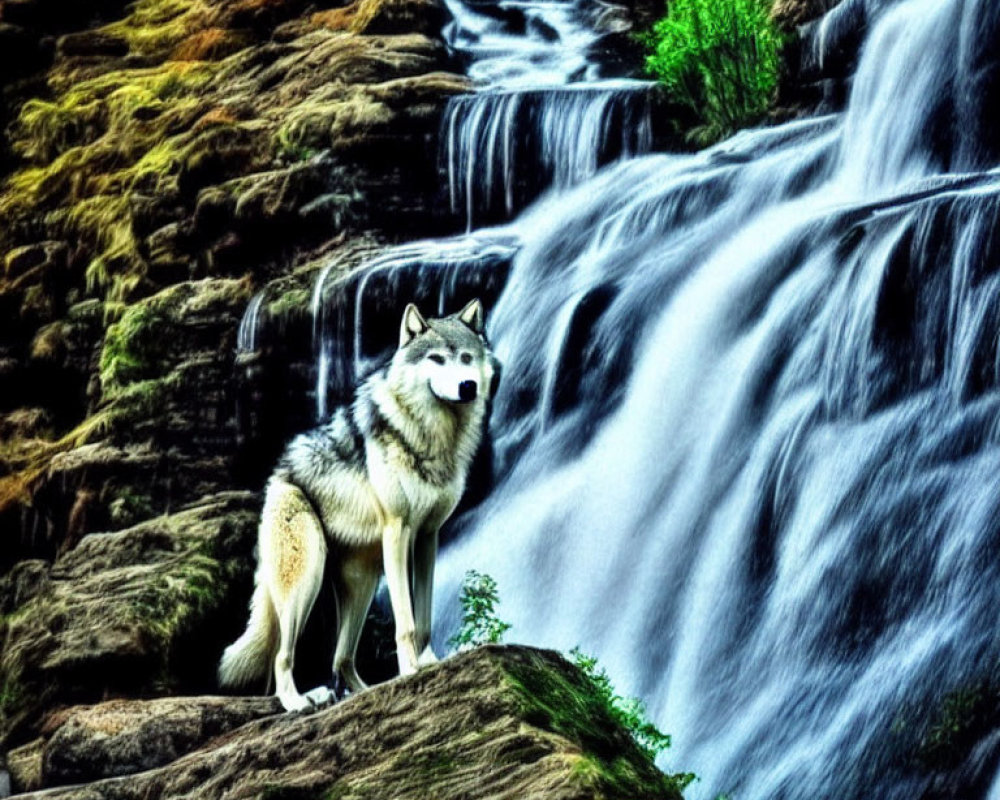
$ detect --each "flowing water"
[437,0,659,226]
[269,0,1000,795]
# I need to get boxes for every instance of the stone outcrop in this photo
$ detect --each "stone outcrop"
[0,492,260,752]
[7,695,281,791]
[9,646,688,800]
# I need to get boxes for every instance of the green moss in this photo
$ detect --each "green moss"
[398,751,457,780]
[100,303,169,392]
[108,488,156,527]
[915,682,1000,771]
[501,651,689,797]
[266,287,310,320]
[0,674,22,717]
[127,552,225,642]
[275,125,320,164]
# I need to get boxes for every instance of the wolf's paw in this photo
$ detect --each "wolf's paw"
[278,692,312,713]
[417,646,439,667]
[304,686,336,707]
[397,658,418,678]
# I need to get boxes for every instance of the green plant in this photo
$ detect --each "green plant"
[448,570,512,650]
[570,647,682,769]
[643,0,783,145]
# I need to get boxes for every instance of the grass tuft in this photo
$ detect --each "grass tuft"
[642,0,784,145]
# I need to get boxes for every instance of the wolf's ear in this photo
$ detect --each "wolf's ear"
[457,298,484,334]
[400,303,428,347]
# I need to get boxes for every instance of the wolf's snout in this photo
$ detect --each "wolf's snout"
[459,380,478,402]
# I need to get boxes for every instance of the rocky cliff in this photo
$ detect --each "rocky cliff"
[0,0,470,577]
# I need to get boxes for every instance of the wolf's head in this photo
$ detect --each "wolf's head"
[393,299,498,407]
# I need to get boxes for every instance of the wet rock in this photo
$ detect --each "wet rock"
[14,647,684,800]
[56,29,129,58]
[5,738,42,794]
[351,0,451,36]
[0,408,51,441]
[0,559,51,614]
[776,0,867,115]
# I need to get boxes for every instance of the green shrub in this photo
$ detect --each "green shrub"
[643,0,783,145]
[448,569,512,650]
[570,647,683,768]
[448,572,692,785]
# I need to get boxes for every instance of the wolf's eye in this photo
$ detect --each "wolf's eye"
[460,352,473,365]
[428,354,446,365]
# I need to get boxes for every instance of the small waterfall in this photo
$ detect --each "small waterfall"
[236,291,265,354]
[438,0,659,228]
[443,82,657,227]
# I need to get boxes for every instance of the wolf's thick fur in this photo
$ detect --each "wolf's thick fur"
[219,299,497,711]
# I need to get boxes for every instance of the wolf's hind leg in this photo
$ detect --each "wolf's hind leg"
[332,550,380,694]
[262,479,327,712]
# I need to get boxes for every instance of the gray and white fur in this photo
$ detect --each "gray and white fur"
[219,299,499,711]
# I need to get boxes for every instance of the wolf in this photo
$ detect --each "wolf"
[219,299,499,711]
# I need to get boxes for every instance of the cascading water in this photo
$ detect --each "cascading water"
[244,0,1000,795]
[424,0,1000,795]
[437,0,660,226]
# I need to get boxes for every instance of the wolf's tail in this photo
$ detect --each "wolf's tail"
[219,578,277,689]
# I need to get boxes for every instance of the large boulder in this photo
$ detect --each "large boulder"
[11,646,688,800]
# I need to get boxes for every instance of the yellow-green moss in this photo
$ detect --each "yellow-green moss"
[99,303,168,393]
[266,286,310,319]
[0,412,112,515]
[104,0,215,58]
[0,59,225,305]
[126,550,229,652]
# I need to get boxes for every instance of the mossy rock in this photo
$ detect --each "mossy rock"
[0,491,259,750]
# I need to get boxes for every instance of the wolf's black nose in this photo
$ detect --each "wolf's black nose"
[459,380,478,402]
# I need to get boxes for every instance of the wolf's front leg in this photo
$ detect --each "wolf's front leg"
[412,526,440,667]
[382,517,420,676]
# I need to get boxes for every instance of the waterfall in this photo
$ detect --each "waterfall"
[442,82,656,228]
[438,0,659,227]
[432,0,999,796]
[289,0,1000,796]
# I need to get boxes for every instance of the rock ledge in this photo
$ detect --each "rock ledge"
[12,645,684,800]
